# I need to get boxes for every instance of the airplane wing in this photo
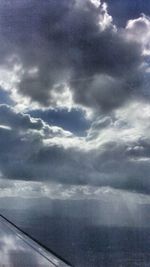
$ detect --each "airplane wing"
[0,214,72,267]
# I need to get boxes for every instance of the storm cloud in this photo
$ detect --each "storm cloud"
[0,0,146,113]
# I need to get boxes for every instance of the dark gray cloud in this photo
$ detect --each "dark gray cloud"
[92,140,150,194]
[0,0,144,112]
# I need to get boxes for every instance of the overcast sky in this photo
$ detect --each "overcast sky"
[0,0,150,205]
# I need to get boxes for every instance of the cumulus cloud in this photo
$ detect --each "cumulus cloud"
[126,14,150,56]
[0,0,145,113]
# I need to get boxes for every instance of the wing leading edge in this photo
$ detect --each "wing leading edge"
[0,214,72,267]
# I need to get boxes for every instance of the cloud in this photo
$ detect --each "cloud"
[0,104,43,131]
[0,88,14,106]
[105,0,150,27]
[0,0,144,113]
[0,102,149,194]
[0,104,73,136]
[29,107,90,136]
[126,14,150,56]
[0,105,79,182]
[0,178,150,205]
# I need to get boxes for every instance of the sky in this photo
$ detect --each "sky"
[0,0,150,215]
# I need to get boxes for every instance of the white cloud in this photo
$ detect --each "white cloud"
[90,0,101,8]
[126,14,150,56]
[99,2,115,31]
[87,100,150,148]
